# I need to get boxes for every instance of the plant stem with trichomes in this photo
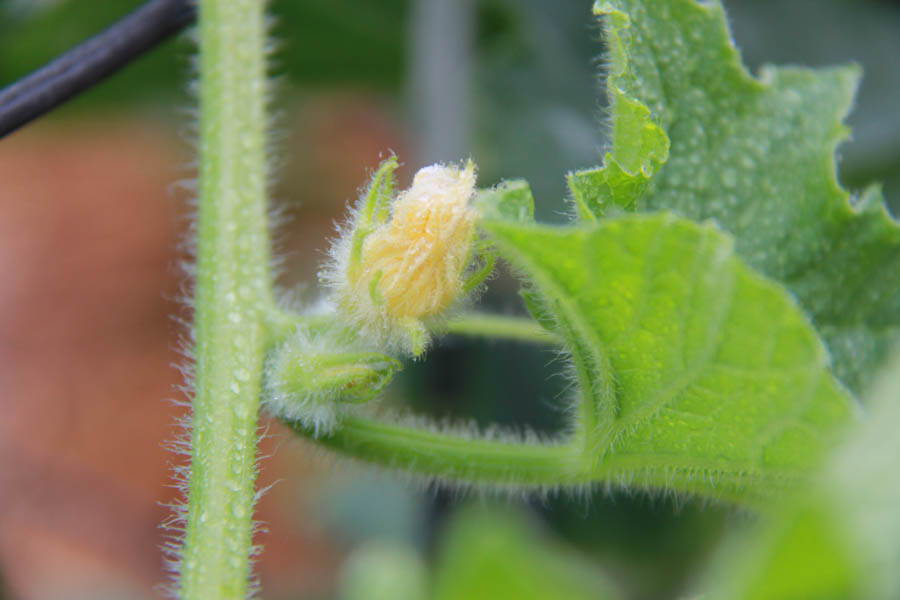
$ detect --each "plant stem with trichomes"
[179,1,272,598]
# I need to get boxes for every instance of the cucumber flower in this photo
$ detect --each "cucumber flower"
[321,157,493,356]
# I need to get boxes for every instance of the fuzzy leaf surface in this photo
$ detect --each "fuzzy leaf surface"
[580,0,900,393]
[703,353,900,600]
[482,213,856,502]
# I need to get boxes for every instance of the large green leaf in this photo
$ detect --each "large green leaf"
[482,213,855,502]
[702,352,900,600]
[574,0,900,394]
[566,3,669,221]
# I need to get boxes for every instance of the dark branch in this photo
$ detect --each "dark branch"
[0,0,196,140]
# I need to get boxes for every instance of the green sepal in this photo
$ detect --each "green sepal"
[400,317,428,358]
[462,244,496,295]
[349,156,399,274]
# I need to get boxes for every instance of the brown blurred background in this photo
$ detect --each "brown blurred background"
[1,1,898,599]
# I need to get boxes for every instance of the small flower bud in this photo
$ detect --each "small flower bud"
[263,327,401,436]
[323,159,484,355]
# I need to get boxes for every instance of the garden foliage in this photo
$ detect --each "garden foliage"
[289,0,900,596]
[181,0,900,597]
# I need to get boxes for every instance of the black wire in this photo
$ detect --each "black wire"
[0,0,196,140]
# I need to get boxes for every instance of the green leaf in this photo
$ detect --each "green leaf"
[565,1,669,221]
[476,179,536,224]
[482,212,856,502]
[476,180,562,336]
[567,161,653,220]
[702,352,900,600]
[432,507,620,600]
[589,0,900,394]
[520,288,560,336]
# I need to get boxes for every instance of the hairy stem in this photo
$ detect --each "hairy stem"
[290,414,582,485]
[288,414,789,504]
[179,1,271,598]
[265,309,562,347]
[440,313,562,345]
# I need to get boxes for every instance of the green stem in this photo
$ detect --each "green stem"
[291,415,583,485]
[440,313,562,345]
[264,310,562,348]
[180,1,271,598]
[288,414,788,504]
[265,309,562,347]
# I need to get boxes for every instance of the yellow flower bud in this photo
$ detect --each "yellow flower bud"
[324,160,481,355]
[363,163,477,318]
